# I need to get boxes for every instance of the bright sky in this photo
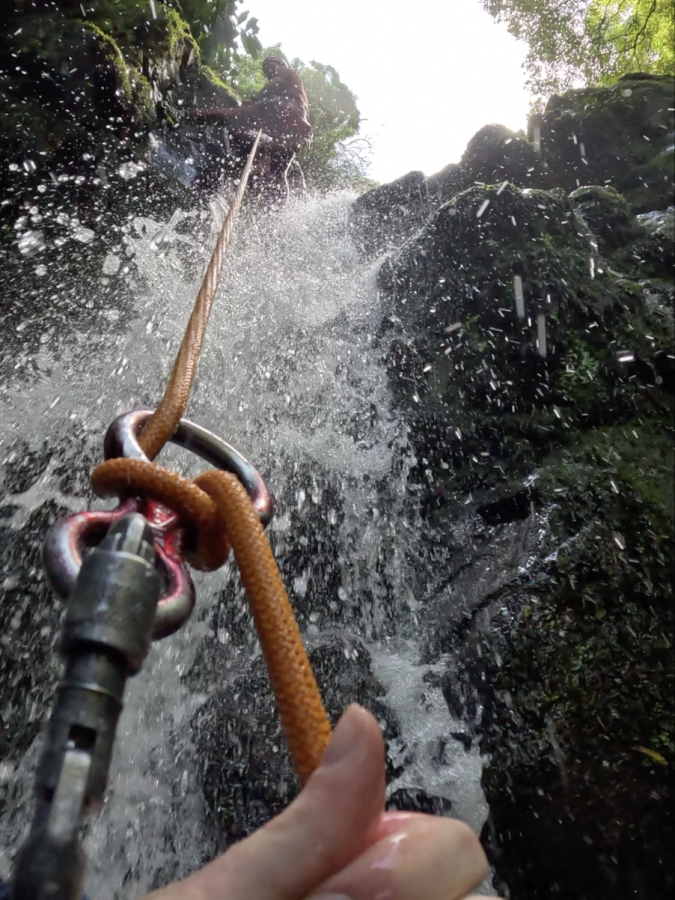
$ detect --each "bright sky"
[249,0,532,184]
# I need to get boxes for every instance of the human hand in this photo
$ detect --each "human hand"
[141,704,500,900]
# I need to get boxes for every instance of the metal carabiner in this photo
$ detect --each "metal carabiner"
[43,410,274,639]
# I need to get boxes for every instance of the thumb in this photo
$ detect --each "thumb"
[144,704,385,900]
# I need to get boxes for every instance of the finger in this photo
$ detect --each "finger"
[142,704,385,900]
[372,811,419,842]
[306,815,489,900]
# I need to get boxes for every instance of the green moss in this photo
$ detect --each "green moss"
[83,22,133,103]
[83,22,157,125]
[129,68,156,124]
[164,7,199,56]
[202,64,240,99]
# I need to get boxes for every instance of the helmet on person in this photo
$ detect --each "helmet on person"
[262,56,288,78]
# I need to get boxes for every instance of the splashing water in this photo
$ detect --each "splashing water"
[0,192,492,896]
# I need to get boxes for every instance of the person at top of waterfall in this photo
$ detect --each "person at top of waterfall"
[141,705,503,900]
[190,55,312,152]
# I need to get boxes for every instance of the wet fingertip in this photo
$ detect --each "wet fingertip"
[373,811,419,842]
[320,705,372,768]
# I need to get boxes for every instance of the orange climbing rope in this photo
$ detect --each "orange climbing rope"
[90,133,331,784]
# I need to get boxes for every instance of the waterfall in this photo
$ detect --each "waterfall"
[0,192,492,896]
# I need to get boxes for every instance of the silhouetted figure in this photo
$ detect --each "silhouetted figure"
[188,56,311,201]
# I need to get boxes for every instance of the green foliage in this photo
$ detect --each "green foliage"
[229,46,374,193]
[294,57,373,192]
[178,0,261,72]
[483,0,675,99]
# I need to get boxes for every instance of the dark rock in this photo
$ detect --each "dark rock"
[570,184,637,254]
[460,124,540,189]
[427,162,469,205]
[455,505,674,898]
[349,170,431,256]
[373,133,674,897]
[533,74,675,212]
[188,632,401,848]
[633,207,675,279]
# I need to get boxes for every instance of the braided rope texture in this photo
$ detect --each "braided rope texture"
[90,133,332,783]
[92,461,331,783]
[138,131,262,462]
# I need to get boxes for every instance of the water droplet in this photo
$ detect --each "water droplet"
[102,254,121,275]
[72,225,95,244]
[17,229,45,257]
[476,199,490,219]
[536,312,547,358]
[118,161,144,181]
[513,275,525,318]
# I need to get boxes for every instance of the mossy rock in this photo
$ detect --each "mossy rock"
[534,74,675,212]
[609,206,675,281]
[373,104,674,896]
[0,0,242,202]
[570,184,637,253]
[468,418,674,896]
[460,123,540,189]
[378,176,673,534]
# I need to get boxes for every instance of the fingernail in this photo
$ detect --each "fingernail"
[320,704,366,767]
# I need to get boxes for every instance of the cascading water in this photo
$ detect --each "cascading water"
[0,191,492,896]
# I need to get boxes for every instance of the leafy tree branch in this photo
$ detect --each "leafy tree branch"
[483,0,674,101]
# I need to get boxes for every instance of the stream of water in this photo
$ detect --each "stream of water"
[0,191,491,896]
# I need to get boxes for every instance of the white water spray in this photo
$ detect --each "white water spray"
[0,192,491,896]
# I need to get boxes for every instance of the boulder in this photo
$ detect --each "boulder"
[349,170,431,256]
[351,74,674,258]
[533,74,675,212]
[460,123,540,189]
[374,144,674,897]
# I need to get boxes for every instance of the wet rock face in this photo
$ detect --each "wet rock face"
[187,632,398,846]
[536,74,675,213]
[352,75,674,257]
[367,90,674,896]
[0,432,99,769]
[349,170,431,256]
[0,0,239,219]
